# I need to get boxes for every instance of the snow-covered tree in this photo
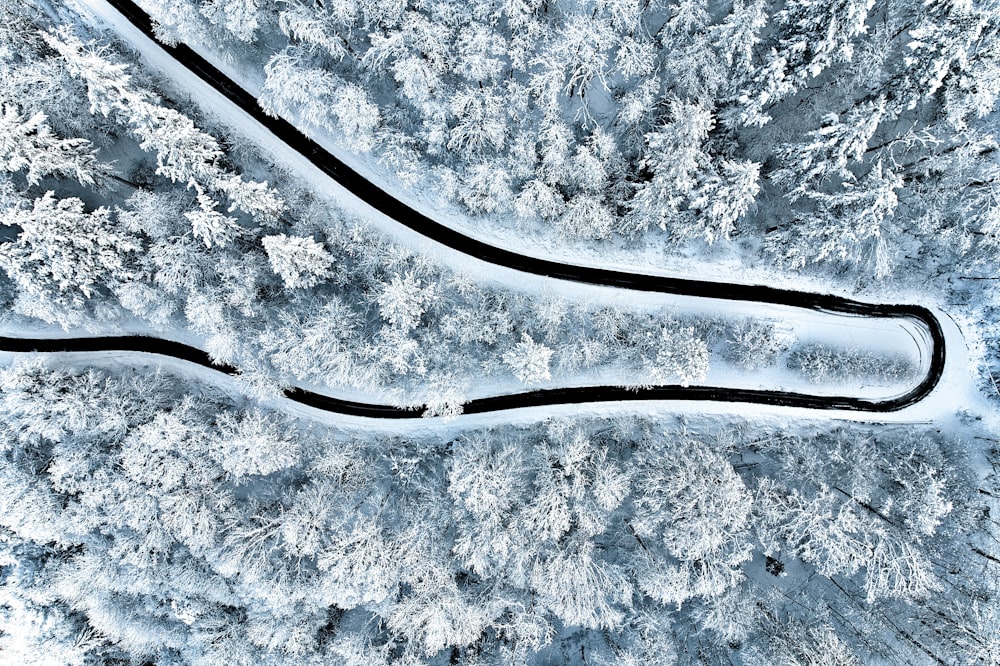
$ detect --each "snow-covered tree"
[559,193,615,239]
[212,410,302,482]
[200,0,263,43]
[376,272,434,332]
[687,159,761,243]
[277,5,350,60]
[785,160,903,277]
[771,97,887,201]
[659,0,726,100]
[711,0,767,76]
[447,87,508,159]
[530,541,633,630]
[756,480,940,603]
[626,100,714,235]
[184,189,242,248]
[0,105,104,185]
[385,573,494,656]
[327,82,382,152]
[902,0,996,112]
[503,333,554,384]
[458,161,514,214]
[632,434,753,608]
[726,320,794,370]
[448,435,528,531]
[261,233,335,289]
[776,0,876,82]
[43,29,283,220]
[0,192,140,321]
[317,519,402,608]
[648,326,709,387]
[262,51,381,152]
[454,24,506,83]
[541,17,614,99]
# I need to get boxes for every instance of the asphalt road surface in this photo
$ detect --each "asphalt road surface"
[3,0,946,417]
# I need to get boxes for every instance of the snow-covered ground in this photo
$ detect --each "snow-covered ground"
[62,0,977,424]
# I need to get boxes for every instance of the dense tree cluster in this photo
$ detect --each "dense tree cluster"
[141,0,999,282]
[0,363,994,664]
[1,2,921,416]
[787,343,917,386]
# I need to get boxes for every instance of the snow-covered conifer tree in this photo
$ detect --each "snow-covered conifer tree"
[687,159,761,243]
[184,189,242,249]
[0,192,140,321]
[43,29,283,221]
[626,100,714,235]
[0,105,104,186]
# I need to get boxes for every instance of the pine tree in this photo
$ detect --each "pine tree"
[785,160,903,278]
[43,29,283,221]
[771,97,888,201]
[626,100,714,235]
[0,105,104,186]
[0,192,140,320]
[184,189,242,249]
[776,0,876,82]
[687,159,761,244]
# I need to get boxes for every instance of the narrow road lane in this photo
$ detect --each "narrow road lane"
[6,0,946,417]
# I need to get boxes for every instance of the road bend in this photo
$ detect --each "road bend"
[5,0,946,417]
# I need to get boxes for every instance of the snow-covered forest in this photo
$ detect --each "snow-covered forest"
[1,362,996,664]
[142,0,1000,280]
[0,0,998,662]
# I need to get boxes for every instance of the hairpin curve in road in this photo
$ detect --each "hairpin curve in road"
[8,0,945,417]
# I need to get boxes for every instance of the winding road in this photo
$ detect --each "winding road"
[6,0,947,417]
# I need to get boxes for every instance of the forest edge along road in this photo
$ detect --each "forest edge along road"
[7,0,945,418]
[20,0,948,417]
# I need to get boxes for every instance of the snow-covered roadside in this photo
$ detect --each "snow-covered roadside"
[280,304,975,433]
[0,299,970,426]
[0,301,970,439]
[73,2,947,311]
[76,0,939,308]
[0,298,931,408]
[57,0,970,418]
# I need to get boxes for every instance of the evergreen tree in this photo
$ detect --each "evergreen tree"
[0,105,104,186]
[0,192,140,324]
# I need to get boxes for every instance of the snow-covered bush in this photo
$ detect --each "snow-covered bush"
[787,344,916,385]
[726,320,795,370]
